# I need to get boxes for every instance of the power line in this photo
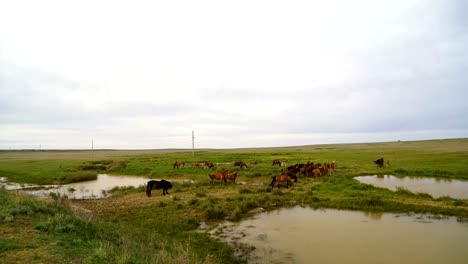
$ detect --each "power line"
[192,131,195,157]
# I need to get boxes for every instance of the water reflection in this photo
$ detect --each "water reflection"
[354,175,468,199]
[211,206,468,264]
[1,174,151,199]
[363,211,383,220]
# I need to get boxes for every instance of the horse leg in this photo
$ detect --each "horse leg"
[146,185,152,197]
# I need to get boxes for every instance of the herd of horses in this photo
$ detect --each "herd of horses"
[147,158,388,196]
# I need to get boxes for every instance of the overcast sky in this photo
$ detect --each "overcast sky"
[1,0,467,149]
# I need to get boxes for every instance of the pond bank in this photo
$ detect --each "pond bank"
[209,206,468,263]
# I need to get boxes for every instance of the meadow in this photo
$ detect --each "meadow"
[1,138,468,263]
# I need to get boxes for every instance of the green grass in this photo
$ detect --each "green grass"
[1,138,468,263]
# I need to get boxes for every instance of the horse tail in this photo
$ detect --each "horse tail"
[270,176,276,188]
[146,182,152,197]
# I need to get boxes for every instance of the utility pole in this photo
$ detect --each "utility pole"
[192,131,195,157]
[91,138,94,160]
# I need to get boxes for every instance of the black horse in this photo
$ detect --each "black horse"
[146,180,172,197]
[374,158,385,168]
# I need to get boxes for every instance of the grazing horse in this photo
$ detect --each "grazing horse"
[272,159,281,166]
[146,180,173,197]
[204,162,215,169]
[374,158,384,168]
[234,161,248,169]
[270,173,298,189]
[173,161,185,169]
[209,169,229,185]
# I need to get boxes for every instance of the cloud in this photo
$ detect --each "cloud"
[0,0,467,149]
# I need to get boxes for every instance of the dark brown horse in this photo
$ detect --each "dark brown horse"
[209,169,229,185]
[270,173,298,189]
[234,161,248,169]
[146,180,173,197]
[173,161,185,169]
[204,162,215,169]
[374,158,384,168]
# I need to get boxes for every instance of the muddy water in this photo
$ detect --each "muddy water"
[0,174,151,199]
[212,207,468,264]
[354,175,468,199]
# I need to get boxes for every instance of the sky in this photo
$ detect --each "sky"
[0,0,467,149]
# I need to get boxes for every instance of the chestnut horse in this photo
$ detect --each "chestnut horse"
[146,180,173,197]
[226,171,238,183]
[173,161,185,169]
[209,169,229,185]
[270,173,298,189]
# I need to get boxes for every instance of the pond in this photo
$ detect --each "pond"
[211,206,468,264]
[0,174,152,199]
[354,175,468,199]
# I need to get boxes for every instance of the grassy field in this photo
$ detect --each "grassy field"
[1,138,468,263]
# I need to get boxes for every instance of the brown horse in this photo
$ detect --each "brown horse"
[270,173,298,189]
[234,161,248,169]
[226,171,238,183]
[173,161,185,169]
[209,169,229,185]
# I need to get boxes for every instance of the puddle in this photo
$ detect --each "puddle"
[210,206,468,264]
[1,174,161,199]
[354,175,468,199]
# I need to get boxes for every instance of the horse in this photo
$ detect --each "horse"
[146,180,173,197]
[270,173,298,189]
[234,161,248,169]
[209,169,229,185]
[173,161,185,169]
[330,161,337,173]
[226,171,238,183]
[312,168,321,177]
[204,162,215,169]
[374,158,384,168]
